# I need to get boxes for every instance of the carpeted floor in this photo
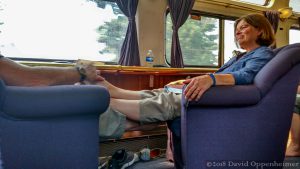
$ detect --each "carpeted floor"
[127,157,300,169]
[128,157,174,169]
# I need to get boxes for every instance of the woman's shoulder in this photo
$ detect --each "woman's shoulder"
[253,46,275,58]
[256,46,273,52]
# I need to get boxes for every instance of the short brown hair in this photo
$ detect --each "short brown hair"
[234,13,276,47]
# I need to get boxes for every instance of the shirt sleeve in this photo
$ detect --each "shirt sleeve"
[230,49,274,85]
[216,56,237,73]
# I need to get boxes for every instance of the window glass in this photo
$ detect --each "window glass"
[289,29,300,44]
[0,0,127,62]
[165,15,220,67]
[224,20,239,63]
[290,0,300,13]
[234,0,267,5]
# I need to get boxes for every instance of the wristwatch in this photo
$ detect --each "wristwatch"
[75,64,87,83]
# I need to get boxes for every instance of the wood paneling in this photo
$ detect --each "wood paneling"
[100,69,209,90]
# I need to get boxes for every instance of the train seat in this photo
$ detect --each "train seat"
[169,43,300,169]
[0,81,110,169]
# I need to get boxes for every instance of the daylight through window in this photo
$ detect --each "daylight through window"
[165,14,220,67]
[0,0,127,62]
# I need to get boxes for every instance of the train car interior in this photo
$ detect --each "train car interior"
[0,0,300,169]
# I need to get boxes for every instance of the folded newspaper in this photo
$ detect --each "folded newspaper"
[164,84,184,94]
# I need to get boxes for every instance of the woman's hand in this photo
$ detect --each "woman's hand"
[183,75,213,101]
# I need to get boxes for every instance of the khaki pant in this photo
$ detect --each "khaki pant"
[99,89,182,139]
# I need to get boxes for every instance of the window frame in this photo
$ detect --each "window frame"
[234,0,270,6]
[164,10,238,68]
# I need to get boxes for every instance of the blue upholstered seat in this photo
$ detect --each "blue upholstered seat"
[0,81,109,169]
[169,43,300,169]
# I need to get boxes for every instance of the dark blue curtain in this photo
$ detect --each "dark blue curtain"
[263,10,280,34]
[263,10,279,48]
[116,0,140,66]
[168,0,195,68]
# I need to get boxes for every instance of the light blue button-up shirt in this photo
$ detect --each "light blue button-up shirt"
[217,46,274,85]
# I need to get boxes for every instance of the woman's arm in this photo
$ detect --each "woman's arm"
[297,85,300,94]
[183,74,235,101]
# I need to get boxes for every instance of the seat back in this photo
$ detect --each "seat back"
[254,43,300,96]
[180,44,300,169]
[0,80,109,169]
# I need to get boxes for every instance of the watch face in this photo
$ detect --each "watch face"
[76,59,93,81]
[79,67,86,75]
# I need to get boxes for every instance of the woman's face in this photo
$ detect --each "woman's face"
[235,19,262,50]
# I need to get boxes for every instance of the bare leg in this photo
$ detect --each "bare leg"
[286,113,300,156]
[110,98,141,121]
[95,80,142,100]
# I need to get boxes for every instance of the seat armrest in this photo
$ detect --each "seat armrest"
[1,85,110,118]
[184,85,261,107]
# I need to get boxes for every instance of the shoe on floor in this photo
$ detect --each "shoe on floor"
[139,148,164,161]
[108,149,139,169]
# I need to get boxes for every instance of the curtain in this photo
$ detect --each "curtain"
[168,0,195,68]
[263,10,279,49]
[116,0,140,66]
[263,10,279,34]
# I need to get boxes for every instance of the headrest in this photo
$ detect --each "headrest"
[254,43,300,96]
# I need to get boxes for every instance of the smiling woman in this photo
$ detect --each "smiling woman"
[0,0,127,62]
[235,20,263,51]
[234,13,276,50]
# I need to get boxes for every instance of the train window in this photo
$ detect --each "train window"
[289,29,300,44]
[0,0,126,62]
[165,14,220,67]
[290,0,300,13]
[235,0,268,6]
[224,20,241,63]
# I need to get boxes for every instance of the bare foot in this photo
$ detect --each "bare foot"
[286,142,300,157]
[84,79,112,89]
[94,80,111,88]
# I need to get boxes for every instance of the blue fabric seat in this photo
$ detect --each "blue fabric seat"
[168,43,300,169]
[0,81,109,169]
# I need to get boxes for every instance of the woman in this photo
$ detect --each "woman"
[97,13,276,139]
